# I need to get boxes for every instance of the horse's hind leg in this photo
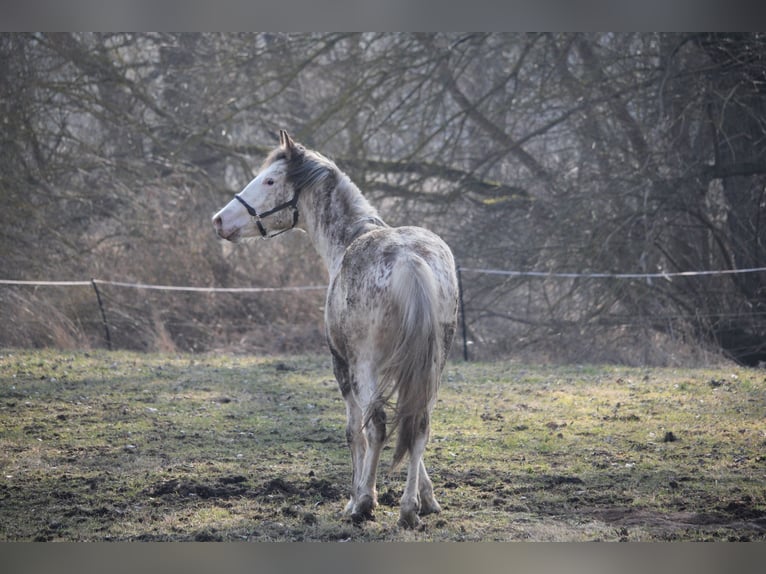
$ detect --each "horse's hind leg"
[349,362,385,522]
[398,428,429,528]
[417,459,441,516]
[342,397,366,517]
[337,359,384,523]
[351,403,386,522]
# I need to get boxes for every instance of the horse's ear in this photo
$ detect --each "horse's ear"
[279,130,297,158]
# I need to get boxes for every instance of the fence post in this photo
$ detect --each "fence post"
[457,266,469,361]
[90,279,112,350]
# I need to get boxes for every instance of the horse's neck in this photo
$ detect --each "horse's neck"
[302,174,381,276]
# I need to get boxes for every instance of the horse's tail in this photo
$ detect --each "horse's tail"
[377,254,443,471]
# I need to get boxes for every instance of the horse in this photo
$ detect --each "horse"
[212,130,458,528]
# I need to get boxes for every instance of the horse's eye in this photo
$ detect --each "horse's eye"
[266,178,275,186]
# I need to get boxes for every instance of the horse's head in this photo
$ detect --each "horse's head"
[212,130,302,241]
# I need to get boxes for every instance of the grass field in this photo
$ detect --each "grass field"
[0,349,764,541]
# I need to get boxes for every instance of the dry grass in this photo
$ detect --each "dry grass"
[0,349,764,541]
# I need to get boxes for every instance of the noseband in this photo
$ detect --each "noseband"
[234,190,301,238]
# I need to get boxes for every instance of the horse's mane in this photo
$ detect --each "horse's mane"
[264,142,381,229]
[262,144,337,194]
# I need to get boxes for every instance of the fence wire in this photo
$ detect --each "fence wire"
[3,266,766,360]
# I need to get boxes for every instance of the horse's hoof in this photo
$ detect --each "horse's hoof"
[341,497,357,517]
[351,494,376,524]
[419,498,442,516]
[352,512,374,525]
[398,499,421,529]
[397,510,421,529]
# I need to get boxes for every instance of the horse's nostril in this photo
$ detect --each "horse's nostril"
[213,215,222,230]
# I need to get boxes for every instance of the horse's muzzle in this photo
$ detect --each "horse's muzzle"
[212,215,239,241]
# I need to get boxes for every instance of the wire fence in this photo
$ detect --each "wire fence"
[457,267,766,279]
[458,267,766,361]
[3,265,766,360]
[0,278,327,352]
[0,279,328,292]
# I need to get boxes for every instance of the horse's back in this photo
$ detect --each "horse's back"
[326,225,458,365]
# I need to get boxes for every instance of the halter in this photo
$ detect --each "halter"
[234,190,301,238]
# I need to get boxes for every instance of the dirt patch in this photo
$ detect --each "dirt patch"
[589,505,766,540]
[147,475,343,504]
[258,477,300,496]
[306,477,343,501]
[544,475,585,487]
[148,476,250,499]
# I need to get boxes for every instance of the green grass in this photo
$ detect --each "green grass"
[0,349,764,541]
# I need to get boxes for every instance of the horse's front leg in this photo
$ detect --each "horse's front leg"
[342,397,367,518]
[331,350,367,518]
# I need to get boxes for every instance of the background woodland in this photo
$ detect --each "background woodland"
[2,33,765,365]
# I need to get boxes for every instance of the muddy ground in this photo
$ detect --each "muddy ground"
[0,350,764,541]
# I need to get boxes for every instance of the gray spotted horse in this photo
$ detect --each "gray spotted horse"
[212,131,458,528]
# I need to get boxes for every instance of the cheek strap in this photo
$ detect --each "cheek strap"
[234,191,300,237]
